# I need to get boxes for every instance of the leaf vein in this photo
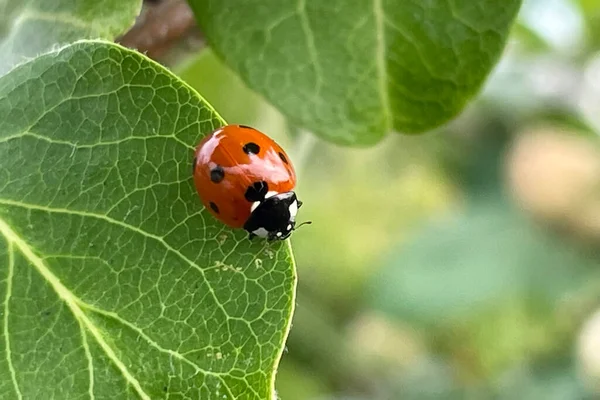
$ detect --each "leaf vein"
[372,0,393,132]
[0,199,252,326]
[0,129,194,151]
[296,0,323,93]
[0,218,152,400]
[78,301,232,380]
[79,327,95,400]
[3,242,22,400]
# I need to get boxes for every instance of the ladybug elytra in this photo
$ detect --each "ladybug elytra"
[193,124,308,240]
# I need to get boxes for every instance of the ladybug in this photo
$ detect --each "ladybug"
[192,124,308,241]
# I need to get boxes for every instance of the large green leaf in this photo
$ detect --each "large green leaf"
[0,40,296,399]
[0,0,142,75]
[187,0,522,145]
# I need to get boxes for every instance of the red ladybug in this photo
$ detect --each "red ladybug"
[193,124,307,241]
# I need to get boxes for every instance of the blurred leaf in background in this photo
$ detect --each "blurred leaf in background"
[369,196,597,375]
[369,199,594,328]
[176,49,265,127]
[0,0,142,75]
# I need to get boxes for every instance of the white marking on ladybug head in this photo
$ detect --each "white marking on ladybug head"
[265,191,278,199]
[276,232,282,237]
[288,199,298,221]
[251,201,261,212]
[287,224,292,231]
[252,227,269,238]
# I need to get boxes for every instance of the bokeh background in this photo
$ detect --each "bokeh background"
[129,0,600,398]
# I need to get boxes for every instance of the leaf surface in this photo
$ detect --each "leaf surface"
[0,0,142,75]
[0,40,295,400]
[188,0,522,145]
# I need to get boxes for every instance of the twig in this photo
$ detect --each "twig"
[117,0,204,63]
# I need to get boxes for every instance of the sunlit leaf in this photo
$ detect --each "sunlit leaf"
[0,40,295,399]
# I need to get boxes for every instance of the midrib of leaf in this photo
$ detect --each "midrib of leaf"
[3,242,22,400]
[372,0,392,132]
[0,198,281,399]
[79,324,95,399]
[0,217,151,400]
[0,198,253,398]
[0,197,235,323]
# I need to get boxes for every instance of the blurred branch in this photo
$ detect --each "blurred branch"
[117,0,205,65]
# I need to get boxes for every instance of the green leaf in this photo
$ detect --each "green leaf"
[187,0,522,145]
[0,0,142,75]
[495,363,590,400]
[0,40,296,399]
[369,201,593,326]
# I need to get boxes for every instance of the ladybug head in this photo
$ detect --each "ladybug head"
[244,191,306,241]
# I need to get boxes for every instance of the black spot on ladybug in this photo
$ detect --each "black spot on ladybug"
[243,142,260,155]
[209,202,220,214]
[245,181,269,202]
[192,156,197,175]
[210,165,225,183]
[239,125,253,129]
[278,152,288,164]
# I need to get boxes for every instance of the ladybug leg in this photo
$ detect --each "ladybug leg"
[297,200,303,208]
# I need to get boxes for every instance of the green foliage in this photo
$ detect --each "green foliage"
[0,0,142,75]
[493,363,589,400]
[0,0,590,398]
[369,198,596,377]
[0,40,295,399]
[187,0,522,145]
[176,50,263,125]
[371,200,592,326]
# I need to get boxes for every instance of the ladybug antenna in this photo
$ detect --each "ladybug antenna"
[295,220,312,230]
